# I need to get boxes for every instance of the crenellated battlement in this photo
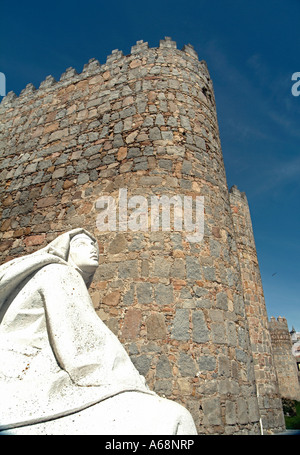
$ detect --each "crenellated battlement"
[0,37,207,111]
[0,36,217,202]
[268,316,291,345]
[269,316,289,330]
[229,184,247,201]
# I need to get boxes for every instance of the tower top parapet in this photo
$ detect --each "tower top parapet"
[0,37,207,110]
[229,185,247,200]
[269,316,289,330]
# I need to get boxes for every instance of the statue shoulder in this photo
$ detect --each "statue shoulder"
[35,262,77,283]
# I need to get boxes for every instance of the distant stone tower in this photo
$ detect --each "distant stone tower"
[229,186,285,432]
[269,316,300,401]
[0,37,285,434]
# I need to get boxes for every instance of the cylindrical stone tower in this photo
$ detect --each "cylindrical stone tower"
[269,316,300,402]
[0,37,272,434]
[229,186,285,433]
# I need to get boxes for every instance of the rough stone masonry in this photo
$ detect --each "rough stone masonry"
[0,37,286,434]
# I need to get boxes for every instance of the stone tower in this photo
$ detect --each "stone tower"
[269,316,300,401]
[229,186,285,432]
[0,37,284,434]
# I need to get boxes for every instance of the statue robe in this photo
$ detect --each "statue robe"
[0,230,151,430]
[0,229,197,435]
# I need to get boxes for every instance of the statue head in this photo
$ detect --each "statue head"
[0,229,100,314]
[68,233,99,276]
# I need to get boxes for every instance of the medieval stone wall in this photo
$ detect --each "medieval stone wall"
[0,37,283,434]
[229,186,285,432]
[269,317,300,401]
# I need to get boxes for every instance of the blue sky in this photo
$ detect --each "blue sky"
[1,0,299,330]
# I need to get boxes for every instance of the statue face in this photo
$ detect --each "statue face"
[68,234,99,273]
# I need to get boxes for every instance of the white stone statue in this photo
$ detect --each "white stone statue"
[0,228,197,435]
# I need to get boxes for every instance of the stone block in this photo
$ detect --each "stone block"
[149,127,162,140]
[202,397,222,425]
[134,160,148,171]
[25,163,38,174]
[154,283,174,306]
[118,260,138,278]
[198,355,216,372]
[210,239,221,258]
[211,323,227,344]
[122,308,142,340]
[186,256,201,281]
[156,354,172,378]
[127,147,140,158]
[170,258,186,278]
[225,401,237,425]
[55,153,69,165]
[77,173,89,185]
[181,160,192,175]
[216,292,228,311]
[179,352,197,377]
[141,260,149,277]
[128,234,144,251]
[24,234,46,247]
[192,310,209,343]
[155,114,165,126]
[226,320,237,346]
[248,396,260,422]
[108,234,127,254]
[237,397,249,424]
[123,283,135,306]
[177,378,192,395]
[37,196,56,208]
[136,282,153,304]
[102,291,120,307]
[146,313,167,340]
[172,309,189,341]
[120,106,136,119]
[203,266,216,282]
[218,354,230,377]
[105,318,119,335]
[117,147,127,161]
[131,354,152,376]
[95,263,118,281]
[158,159,172,170]
[153,379,173,396]
[87,158,101,170]
[166,145,185,157]
[52,168,65,179]
[153,257,171,277]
